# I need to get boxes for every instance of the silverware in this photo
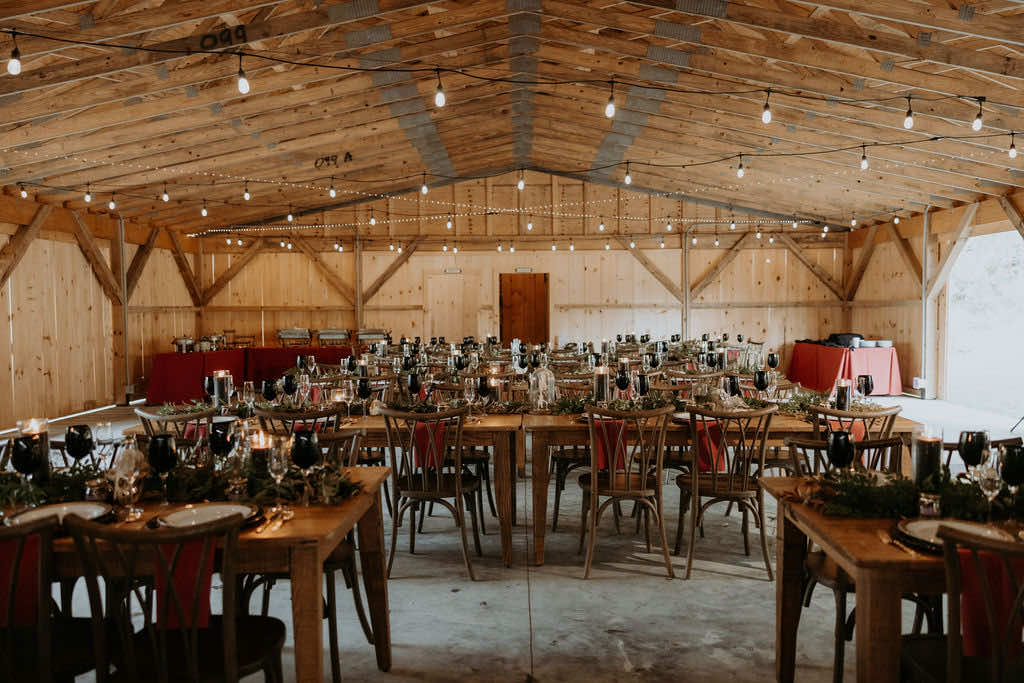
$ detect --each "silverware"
[254,509,282,534]
[878,529,919,557]
[268,508,293,533]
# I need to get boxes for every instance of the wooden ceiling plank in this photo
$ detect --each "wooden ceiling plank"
[70,210,123,304]
[776,232,846,299]
[0,1,92,21]
[0,203,52,287]
[690,231,755,297]
[614,235,686,303]
[362,236,423,303]
[926,201,980,299]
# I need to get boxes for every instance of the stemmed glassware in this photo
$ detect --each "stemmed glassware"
[11,434,43,505]
[290,431,320,506]
[1000,444,1024,498]
[110,437,147,520]
[476,375,491,408]
[147,433,179,504]
[338,380,354,422]
[615,363,631,399]
[296,373,312,406]
[975,461,1002,521]
[753,370,770,396]
[463,377,477,414]
[356,378,372,415]
[282,374,298,402]
[958,430,990,478]
[635,372,650,397]
[262,379,278,402]
[407,371,422,401]
[65,425,95,468]
[856,374,875,400]
[241,381,256,409]
[826,431,856,471]
[267,439,289,513]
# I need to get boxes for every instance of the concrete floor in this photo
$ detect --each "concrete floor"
[60,396,1016,682]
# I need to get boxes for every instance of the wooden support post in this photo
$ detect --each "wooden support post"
[167,229,203,307]
[0,205,52,289]
[615,237,686,304]
[682,234,689,336]
[844,223,879,301]
[926,202,979,300]
[997,196,1024,242]
[294,236,355,305]
[886,222,923,283]
[363,236,423,303]
[690,232,754,298]
[202,239,264,305]
[777,233,845,300]
[355,233,364,329]
[194,237,205,337]
[110,217,129,403]
[70,212,123,305]
[125,226,161,301]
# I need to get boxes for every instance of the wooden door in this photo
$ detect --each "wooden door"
[499,273,549,344]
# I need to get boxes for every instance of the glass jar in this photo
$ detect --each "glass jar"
[529,354,557,410]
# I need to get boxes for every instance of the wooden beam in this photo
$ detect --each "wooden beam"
[776,233,846,300]
[885,222,923,283]
[293,237,355,305]
[0,204,51,288]
[616,237,686,304]
[202,238,264,305]
[125,226,161,301]
[997,196,1024,242]
[363,237,423,303]
[70,211,123,305]
[167,229,203,307]
[927,202,979,300]
[691,232,754,297]
[844,224,879,301]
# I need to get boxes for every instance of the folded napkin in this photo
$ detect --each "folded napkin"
[0,534,41,626]
[413,422,447,468]
[154,539,214,629]
[593,418,627,470]
[695,421,725,473]
[958,549,1024,658]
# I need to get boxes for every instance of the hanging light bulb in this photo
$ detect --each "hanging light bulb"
[736,155,745,178]
[893,215,900,225]
[201,200,208,217]
[624,161,632,185]
[903,95,914,130]
[446,217,453,229]
[338,243,344,252]
[108,193,116,210]
[433,69,445,107]
[287,207,294,222]
[761,90,772,124]
[792,219,798,228]
[236,239,242,246]
[823,225,830,233]
[280,240,286,248]
[659,238,665,248]
[334,243,340,251]
[1010,132,1018,159]
[328,177,336,199]
[756,230,762,239]
[420,173,429,195]
[243,183,251,201]
[397,245,402,254]
[510,244,515,253]
[369,210,376,226]
[860,145,869,170]
[629,239,635,249]
[84,185,92,203]
[714,235,720,247]
[666,221,673,232]
[389,243,395,251]
[286,242,292,250]
[691,235,697,245]
[730,219,736,231]
[569,241,576,252]
[236,54,250,95]
[604,241,610,250]
[551,243,556,251]
[7,32,20,76]
[972,97,984,131]
[821,232,826,239]
[599,219,606,232]
[497,243,503,252]
[227,237,232,245]
[517,171,525,191]
[526,216,533,231]
[769,235,775,244]
[161,183,169,202]
[604,80,615,118]
[850,216,857,227]
[442,242,448,252]
[453,244,458,254]
[18,184,26,198]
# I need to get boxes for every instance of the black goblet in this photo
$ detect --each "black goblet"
[767,353,780,370]
[407,372,422,397]
[283,374,297,397]
[402,355,416,371]
[856,374,875,398]
[727,375,741,397]
[517,342,527,354]
[356,378,372,401]
[439,336,446,345]
[707,340,716,352]
[65,425,95,462]
[414,336,421,345]
[650,354,661,369]
[958,431,989,468]
[455,355,468,371]
[11,436,42,479]
[530,352,541,369]
[291,431,320,471]
[1001,445,1024,494]
[476,375,491,402]
[722,333,729,342]
[701,333,709,342]
[754,370,769,392]
[296,355,306,371]
[826,431,855,469]
[203,375,216,402]
[147,434,178,503]
[637,373,650,397]
[345,355,358,373]
[430,337,438,346]
[616,334,623,343]
[517,355,528,370]
[705,353,717,370]
[591,352,603,368]
[615,367,630,392]
[209,422,233,458]
[262,379,278,401]
[737,333,744,343]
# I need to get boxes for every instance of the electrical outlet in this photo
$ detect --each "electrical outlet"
[912,377,927,390]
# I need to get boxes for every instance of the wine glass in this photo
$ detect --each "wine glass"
[649,353,661,369]
[203,376,216,404]
[476,375,491,406]
[856,374,875,399]
[958,430,990,472]
[297,373,312,405]
[1000,444,1024,496]
[261,379,278,402]
[727,375,741,397]
[615,365,630,398]
[767,353,780,370]
[356,378,372,415]
[753,370,770,394]
[722,333,730,343]
[65,425,95,467]
[283,374,298,399]
[463,377,477,414]
[241,381,256,408]
[296,355,306,372]
[267,441,289,513]
[306,355,318,377]
[11,435,42,505]
[346,355,358,373]
[338,380,354,421]
[291,431,320,506]
[636,372,650,397]
[737,333,744,343]
[641,354,652,373]
[976,465,1002,521]
[209,422,234,461]
[147,434,179,504]
[407,372,422,400]
[826,431,856,470]
[530,352,541,369]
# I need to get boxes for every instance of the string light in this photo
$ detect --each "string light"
[850,215,857,227]
[108,193,116,210]
[629,239,636,248]
[755,230,762,239]
[792,219,798,228]
[860,145,869,170]
[280,240,285,247]
[161,183,169,202]
[599,219,606,231]
[84,185,92,203]
[761,90,772,124]
[569,241,575,251]
[287,242,292,250]
[420,173,429,195]
[337,242,343,251]
[659,238,665,248]
[226,237,232,245]
[243,183,251,201]
[369,210,376,226]
[237,239,242,246]
[510,244,515,253]
[714,235,720,247]
[768,235,775,244]
[6,31,20,75]
[452,244,458,254]
[236,54,250,95]
[624,161,631,185]
[893,215,900,224]
[328,177,336,198]
[397,245,403,254]
[389,243,395,251]
[972,97,984,131]
[666,221,673,232]
[903,96,914,130]
[690,235,697,245]
[517,171,525,191]
[201,200,207,217]
[604,80,615,118]
[551,243,556,251]
[1010,132,1018,159]
[442,242,448,252]
[605,241,610,250]
[823,225,830,233]
[334,242,340,251]
[497,243,503,252]
[287,206,294,222]
[446,217,453,229]
[526,216,533,231]
[730,219,736,231]
[736,155,745,178]
[433,69,445,107]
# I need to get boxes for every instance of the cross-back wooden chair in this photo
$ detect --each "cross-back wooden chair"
[810,404,902,441]
[380,406,481,579]
[0,515,94,683]
[545,379,595,532]
[65,513,285,683]
[134,407,219,458]
[578,405,675,579]
[677,404,777,579]
[254,404,342,434]
[787,436,904,476]
[943,437,1023,471]
[901,525,1024,683]
[662,371,724,399]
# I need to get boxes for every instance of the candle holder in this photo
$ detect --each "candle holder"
[912,425,943,486]
[835,378,852,411]
[593,367,611,407]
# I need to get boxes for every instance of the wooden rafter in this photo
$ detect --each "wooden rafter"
[293,237,354,305]
[0,204,52,289]
[363,237,423,303]
[690,232,754,298]
[844,224,879,301]
[615,236,686,304]
[125,226,162,301]
[926,202,980,300]
[997,196,1024,242]
[167,229,202,307]
[885,223,923,283]
[776,233,845,300]
[202,238,264,305]
[70,211,123,304]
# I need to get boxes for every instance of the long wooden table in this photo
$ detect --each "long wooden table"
[523,413,921,566]
[762,476,945,683]
[53,466,392,683]
[347,414,522,567]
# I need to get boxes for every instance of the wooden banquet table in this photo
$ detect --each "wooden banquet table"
[787,341,903,395]
[347,413,522,567]
[524,413,921,566]
[761,477,944,683]
[51,466,392,683]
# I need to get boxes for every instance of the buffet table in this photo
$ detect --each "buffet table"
[145,346,354,404]
[787,342,902,395]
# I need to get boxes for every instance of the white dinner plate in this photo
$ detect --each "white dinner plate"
[9,501,112,525]
[158,503,255,528]
[898,518,1015,548]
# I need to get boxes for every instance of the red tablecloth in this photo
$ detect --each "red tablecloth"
[787,342,902,395]
[146,346,353,404]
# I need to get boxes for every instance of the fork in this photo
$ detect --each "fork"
[877,529,919,557]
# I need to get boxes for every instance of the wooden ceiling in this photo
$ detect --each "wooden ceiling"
[2,0,1024,235]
